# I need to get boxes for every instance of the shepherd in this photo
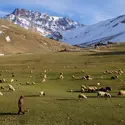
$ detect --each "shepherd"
[18,95,25,115]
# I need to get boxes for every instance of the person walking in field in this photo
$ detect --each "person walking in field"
[18,95,25,115]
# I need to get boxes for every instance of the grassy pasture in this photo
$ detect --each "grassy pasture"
[0,51,125,125]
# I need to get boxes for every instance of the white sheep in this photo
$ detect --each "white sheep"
[44,70,46,73]
[42,78,46,83]
[32,82,35,85]
[43,74,47,79]
[39,91,45,96]
[0,92,3,96]
[97,91,111,98]
[59,74,64,79]
[8,84,15,91]
[118,90,125,95]
[78,94,87,99]
[11,78,14,83]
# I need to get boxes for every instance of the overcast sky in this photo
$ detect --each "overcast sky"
[0,0,125,24]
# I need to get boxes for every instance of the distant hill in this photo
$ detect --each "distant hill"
[0,19,75,54]
[61,14,125,47]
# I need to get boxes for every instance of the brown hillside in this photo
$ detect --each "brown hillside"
[0,19,75,54]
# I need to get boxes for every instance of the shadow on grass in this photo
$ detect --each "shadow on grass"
[0,112,17,116]
[24,95,39,97]
[56,96,125,101]
[89,51,125,56]
[66,90,81,93]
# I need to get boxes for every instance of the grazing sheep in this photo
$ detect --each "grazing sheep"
[44,70,46,73]
[85,75,92,80]
[118,90,125,95]
[72,75,75,78]
[0,79,6,83]
[106,87,112,91]
[8,84,15,91]
[82,70,84,73]
[59,74,64,79]
[87,86,97,92]
[43,74,47,79]
[81,85,87,89]
[81,88,85,92]
[39,91,45,96]
[32,82,35,85]
[0,86,4,90]
[99,88,107,92]
[78,94,87,99]
[97,91,111,97]
[97,83,100,86]
[26,82,30,85]
[30,70,33,74]
[0,92,3,96]
[42,78,46,83]
[118,69,123,74]
[11,79,14,83]
[111,75,118,80]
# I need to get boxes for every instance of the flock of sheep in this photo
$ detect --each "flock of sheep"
[0,67,125,100]
[76,69,125,99]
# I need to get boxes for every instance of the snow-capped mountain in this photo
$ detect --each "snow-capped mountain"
[61,14,125,47]
[6,8,83,41]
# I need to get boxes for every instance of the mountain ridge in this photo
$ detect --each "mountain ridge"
[6,8,83,41]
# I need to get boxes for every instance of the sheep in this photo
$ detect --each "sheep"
[97,91,111,98]
[8,84,15,91]
[0,92,3,96]
[99,87,112,92]
[30,76,33,78]
[106,87,112,91]
[39,91,45,96]
[30,70,33,74]
[97,83,100,86]
[44,70,46,73]
[99,88,107,92]
[85,75,92,80]
[118,90,125,95]
[111,76,118,80]
[118,69,123,74]
[78,94,87,99]
[11,78,14,83]
[43,74,47,79]
[26,81,30,85]
[0,86,4,90]
[0,79,6,83]
[32,82,35,85]
[42,78,46,83]
[87,86,97,92]
[81,85,87,89]
[82,70,84,73]
[59,74,64,79]
[81,88,85,92]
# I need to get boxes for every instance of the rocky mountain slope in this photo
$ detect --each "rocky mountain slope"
[6,8,83,41]
[0,19,75,54]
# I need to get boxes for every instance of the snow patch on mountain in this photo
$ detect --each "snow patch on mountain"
[61,14,125,47]
[6,8,83,41]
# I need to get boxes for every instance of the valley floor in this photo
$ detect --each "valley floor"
[0,51,125,125]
